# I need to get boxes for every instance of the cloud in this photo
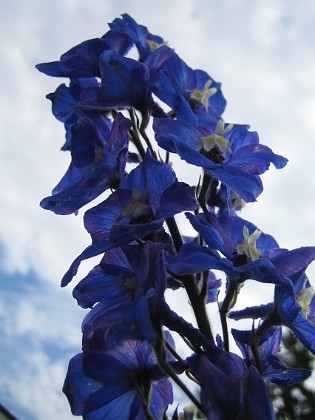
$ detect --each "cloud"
[0,270,84,419]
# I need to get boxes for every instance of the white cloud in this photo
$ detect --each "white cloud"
[0,271,84,418]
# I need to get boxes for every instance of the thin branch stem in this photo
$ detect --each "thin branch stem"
[128,108,146,160]
[166,217,183,252]
[219,278,238,352]
[198,171,212,214]
[166,217,214,343]
[154,339,206,417]
[140,124,155,157]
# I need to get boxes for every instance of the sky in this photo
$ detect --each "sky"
[1,0,315,418]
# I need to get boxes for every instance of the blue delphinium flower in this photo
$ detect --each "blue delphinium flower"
[154,118,288,202]
[72,242,168,350]
[73,241,166,310]
[63,340,173,419]
[35,29,132,78]
[229,247,315,354]
[147,46,226,126]
[169,211,286,286]
[80,50,155,113]
[61,150,197,286]
[44,78,106,151]
[82,296,157,351]
[109,13,167,61]
[232,327,311,386]
[40,113,132,215]
[187,347,275,419]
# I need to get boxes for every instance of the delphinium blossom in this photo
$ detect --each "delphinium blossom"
[37,13,315,419]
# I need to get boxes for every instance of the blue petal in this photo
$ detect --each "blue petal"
[104,296,156,346]
[73,263,133,308]
[159,182,197,217]
[36,38,112,78]
[168,242,235,276]
[98,51,152,109]
[186,213,227,255]
[266,355,311,386]
[287,312,315,354]
[84,392,144,420]
[61,240,113,287]
[270,246,315,277]
[227,144,288,173]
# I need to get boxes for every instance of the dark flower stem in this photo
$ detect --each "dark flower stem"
[219,278,238,352]
[164,339,184,362]
[166,217,214,343]
[128,108,146,160]
[140,124,156,157]
[198,171,212,214]
[183,275,214,343]
[166,217,183,253]
[250,330,263,374]
[154,339,206,417]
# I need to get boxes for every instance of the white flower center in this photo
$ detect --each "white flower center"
[236,226,262,261]
[189,79,218,110]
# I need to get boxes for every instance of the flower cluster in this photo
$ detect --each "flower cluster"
[37,14,315,419]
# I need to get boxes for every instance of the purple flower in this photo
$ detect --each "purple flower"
[187,211,279,263]
[146,46,226,125]
[187,348,275,419]
[45,78,106,151]
[169,211,287,287]
[80,51,154,112]
[63,340,173,419]
[73,241,166,310]
[72,242,167,349]
[61,151,197,286]
[82,296,157,351]
[153,118,287,202]
[109,14,167,61]
[229,247,315,354]
[232,327,311,386]
[41,113,132,215]
[36,30,132,78]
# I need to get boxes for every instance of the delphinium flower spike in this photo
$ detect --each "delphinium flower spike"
[37,13,314,419]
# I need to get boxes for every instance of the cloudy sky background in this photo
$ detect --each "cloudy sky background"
[1,0,315,418]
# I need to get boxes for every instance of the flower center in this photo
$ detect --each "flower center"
[147,39,168,51]
[120,190,154,224]
[197,120,232,163]
[236,226,262,262]
[189,79,217,111]
[296,281,315,317]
